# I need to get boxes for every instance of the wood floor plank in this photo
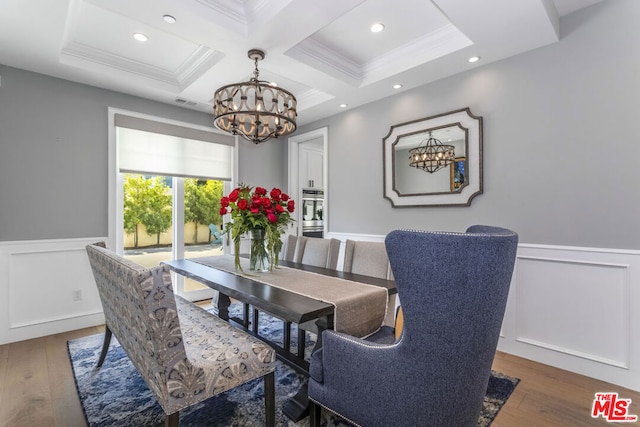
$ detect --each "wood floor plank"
[0,342,8,417]
[1,337,55,427]
[491,351,640,426]
[46,327,99,427]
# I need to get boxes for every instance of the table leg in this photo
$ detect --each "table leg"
[284,321,291,353]
[282,383,309,421]
[282,314,334,422]
[313,314,334,352]
[211,291,231,320]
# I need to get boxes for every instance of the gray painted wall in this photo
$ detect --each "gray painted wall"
[296,0,640,250]
[2,1,637,250]
[0,65,283,242]
[237,139,286,192]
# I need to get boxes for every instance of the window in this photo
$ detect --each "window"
[108,109,236,300]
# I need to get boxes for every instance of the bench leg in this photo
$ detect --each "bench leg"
[165,411,179,427]
[96,326,113,368]
[264,371,275,427]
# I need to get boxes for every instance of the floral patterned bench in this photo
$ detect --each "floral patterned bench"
[86,243,276,427]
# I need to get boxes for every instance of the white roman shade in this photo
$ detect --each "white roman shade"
[115,114,234,181]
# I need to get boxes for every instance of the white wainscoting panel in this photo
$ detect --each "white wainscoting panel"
[499,244,640,392]
[515,257,628,367]
[2,234,639,391]
[0,238,106,344]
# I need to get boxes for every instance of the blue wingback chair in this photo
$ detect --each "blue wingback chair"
[308,225,518,427]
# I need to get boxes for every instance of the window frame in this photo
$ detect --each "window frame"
[107,107,238,299]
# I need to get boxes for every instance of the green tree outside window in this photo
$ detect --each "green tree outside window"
[184,179,224,243]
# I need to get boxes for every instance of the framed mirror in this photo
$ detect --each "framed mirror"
[383,107,483,207]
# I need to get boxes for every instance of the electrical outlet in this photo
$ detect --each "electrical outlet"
[73,289,83,301]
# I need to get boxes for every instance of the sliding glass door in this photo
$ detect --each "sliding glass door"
[110,109,235,302]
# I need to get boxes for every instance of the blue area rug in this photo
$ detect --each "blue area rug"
[68,303,518,426]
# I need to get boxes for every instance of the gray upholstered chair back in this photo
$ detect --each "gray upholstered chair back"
[343,239,396,325]
[296,236,340,269]
[308,225,518,427]
[343,239,392,279]
[283,234,299,262]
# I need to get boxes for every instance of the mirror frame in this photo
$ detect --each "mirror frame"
[383,107,483,207]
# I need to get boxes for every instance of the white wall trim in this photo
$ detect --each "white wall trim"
[519,242,640,256]
[0,237,107,344]
[1,234,639,391]
[513,255,631,369]
[501,244,640,391]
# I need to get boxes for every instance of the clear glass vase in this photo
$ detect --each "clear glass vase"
[249,229,270,272]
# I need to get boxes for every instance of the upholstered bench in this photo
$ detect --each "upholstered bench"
[86,243,276,427]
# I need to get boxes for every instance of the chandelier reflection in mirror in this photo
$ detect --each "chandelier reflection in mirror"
[213,49,297,144]
[408,131,456,173]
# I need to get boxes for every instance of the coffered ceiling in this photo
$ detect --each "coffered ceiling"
[0,0,602,126]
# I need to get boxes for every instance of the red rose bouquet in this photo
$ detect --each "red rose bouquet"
[220,184,295,271]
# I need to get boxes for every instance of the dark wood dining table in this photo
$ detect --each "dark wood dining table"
[162,255,396,421]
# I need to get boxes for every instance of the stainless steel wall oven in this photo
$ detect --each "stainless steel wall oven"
[302,189,324,238]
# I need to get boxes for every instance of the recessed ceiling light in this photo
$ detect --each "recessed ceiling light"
[339,104,348,108]
[393,84,403,89]
[468,56,481,63]
[370,22,385,33]
[163,14,176,24]
[133,33,148,42]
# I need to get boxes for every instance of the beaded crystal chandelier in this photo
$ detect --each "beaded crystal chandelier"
[213,49,297,144]
[408,131,456,173]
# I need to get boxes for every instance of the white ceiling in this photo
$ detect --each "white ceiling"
[0,0,602,127]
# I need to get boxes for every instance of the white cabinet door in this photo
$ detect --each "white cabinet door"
[300,146,323,188]
[307,149,323,189]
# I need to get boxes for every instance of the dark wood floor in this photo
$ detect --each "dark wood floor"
[1,324,638,427]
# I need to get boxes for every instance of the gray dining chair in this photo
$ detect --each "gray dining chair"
[291,236,341,355]
[343,239,396,326]
[308,225,519,427]
[295,236,340,269]
[283,234,300,262]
